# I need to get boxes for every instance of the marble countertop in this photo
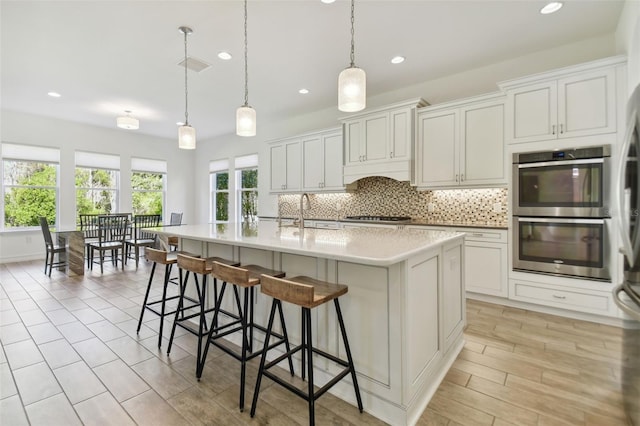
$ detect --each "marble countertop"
[149,222,463,266]
[259,216,508,230]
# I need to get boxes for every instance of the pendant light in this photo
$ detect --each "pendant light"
[178,26,196,150]
[116,110,139,130]
[338,0,366,112]
[236,0,256,137]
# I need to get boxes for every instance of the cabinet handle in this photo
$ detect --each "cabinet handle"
[471,233,484,237]
[552,294,566,300]
[552,124,556,135]
[560,124,564,134]
[390,152,394,158]
[461,174,464,182]
[363,155,367,161]
[455,174,459,182]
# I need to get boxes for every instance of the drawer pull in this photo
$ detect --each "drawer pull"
[552,294,566,300]
[470,233,484,237]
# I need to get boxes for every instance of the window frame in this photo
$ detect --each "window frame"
[236,166,258,223]
[130,170,166,216]
[210,170,230,223]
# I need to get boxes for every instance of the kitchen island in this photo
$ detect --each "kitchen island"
[150,221,465,426]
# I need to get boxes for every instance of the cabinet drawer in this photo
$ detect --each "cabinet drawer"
[511,281,610,313]
[455,229,507,243]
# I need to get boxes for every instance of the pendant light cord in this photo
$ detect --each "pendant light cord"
[243,0,249,107]
[350,0,355,68]
[183,29,189,126]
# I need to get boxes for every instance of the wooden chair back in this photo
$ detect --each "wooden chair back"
[132,214,161,240]
[79,214,101,239]
[145,247,170,264]
[39,216,54,248]
[177,253,208,275]
[212,262,253,286]
[260,274,315,307]
[97,214,129,245]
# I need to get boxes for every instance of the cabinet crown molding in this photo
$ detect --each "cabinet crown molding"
[497,54,626,91]
[339,98,428,121]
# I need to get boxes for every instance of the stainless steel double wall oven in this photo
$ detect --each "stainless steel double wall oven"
[512,145,612,281]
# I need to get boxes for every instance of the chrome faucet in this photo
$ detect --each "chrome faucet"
[299,193,311,232]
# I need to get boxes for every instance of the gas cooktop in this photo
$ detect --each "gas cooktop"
[345,215,412,222]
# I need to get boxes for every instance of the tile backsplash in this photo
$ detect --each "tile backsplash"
[277,177,508,224]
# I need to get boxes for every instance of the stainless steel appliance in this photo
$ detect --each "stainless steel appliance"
[512,145,612,280]
[513,217,610,280]
[513,146,611,218]
[612,83,640,426]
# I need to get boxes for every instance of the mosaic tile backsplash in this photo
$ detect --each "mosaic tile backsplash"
[277,177,508,224]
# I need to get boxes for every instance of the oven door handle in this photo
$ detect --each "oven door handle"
[613,283,640,320]
[517,158,604,168]
[516,217,605,225]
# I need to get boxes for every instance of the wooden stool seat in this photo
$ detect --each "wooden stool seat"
[251,275,363,425]
[261,275,348,309]
[197,262,293,412]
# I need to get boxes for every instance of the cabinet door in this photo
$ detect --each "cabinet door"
[443,240,464,352]
[322,132,344,190]
[461,101,506,185]
[270,144,287,191]
[508,81,557,144]
[558,68,616,138]
[465,241,508,297]
[363,113,389,162]
[344,120,362,166]
[285,141,301,191]
[390,108,411,160]
[302,136,323,191]
[416,110,458,187]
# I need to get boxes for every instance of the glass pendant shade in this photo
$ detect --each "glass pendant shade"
[178,125,196,150]
[338,66,366,112]
[116,115,139,130]
[236,106,256,137]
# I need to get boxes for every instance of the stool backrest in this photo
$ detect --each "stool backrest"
[145,247,168,263]
[260,275,314,307]
[212,262,252,286]
[177,254,208,274]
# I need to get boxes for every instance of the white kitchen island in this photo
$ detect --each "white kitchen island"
[150,222,465,426]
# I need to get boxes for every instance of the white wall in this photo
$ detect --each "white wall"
[197,33,618,219]
[616,0,640,97]
[0,110,195,262]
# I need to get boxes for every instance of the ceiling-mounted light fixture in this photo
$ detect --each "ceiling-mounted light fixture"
[540,1,563,14]
[116,110,139,130]
[338,0,366,112]
[236,0,256,137]
[178,26,196,150]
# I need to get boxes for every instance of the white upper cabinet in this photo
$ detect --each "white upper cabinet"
[501,56,625,144]
[270,127,343,194]
[342,98,427,184]
[269,139,301,192]
[302,129,344,191]
[415,94,506,189]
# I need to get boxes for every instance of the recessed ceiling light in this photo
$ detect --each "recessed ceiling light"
[321,0,336,3]
[217,51,232,60]
[391,56,405,64]
[540,2,563,14]
[299,89,309,94]
[48,92,61,98]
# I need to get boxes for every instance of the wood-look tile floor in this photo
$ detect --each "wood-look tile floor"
[0,260,629,425]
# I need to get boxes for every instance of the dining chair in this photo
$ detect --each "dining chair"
[168,212,183,251]
[79,213,100,268]
[39,216,67,276]
[125,214,161,268]
[88,214,129,273]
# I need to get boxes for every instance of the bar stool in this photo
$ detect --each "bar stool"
[197,262,295,412]
[250,275,363,425]
[166,254,240,375]
[136,248,200,348]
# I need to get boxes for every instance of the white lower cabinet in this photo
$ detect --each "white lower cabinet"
[463,230,508,297]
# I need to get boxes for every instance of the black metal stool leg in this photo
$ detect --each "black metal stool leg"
[305,307,315,426]
[195,274,207,378]
[277,300,295,376]
[197,281,227,378]
[168,270,190,354]
[334,299,363,412]
[301,308,306,381]
[157,263,171,348]
[239,286,250,411]
[250,299,279,418]
[137,262,157,333]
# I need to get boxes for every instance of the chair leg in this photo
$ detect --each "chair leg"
[137,262,157,333]
[305,307,315,426]
[168,271,189,354]
[239,286,250,412]
[48,251,54,277]
[301,308,306,381]
[334,299,363,412]
[277,301,295,376]
[158,264,171,348]
[250,299,279,418]
[197,281,227,379]
[44,250,49,275]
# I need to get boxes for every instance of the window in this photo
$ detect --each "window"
[75,152,120,220]
[236,154,258,223]
[2,144,60,229]
[131,158,166,216]
[210,159,229,222]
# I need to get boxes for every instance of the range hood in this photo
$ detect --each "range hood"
[343,162,413,185]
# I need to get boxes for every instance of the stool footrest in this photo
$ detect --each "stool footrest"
[210,327,289,362]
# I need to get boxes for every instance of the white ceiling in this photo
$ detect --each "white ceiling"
[0,0,625,141]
